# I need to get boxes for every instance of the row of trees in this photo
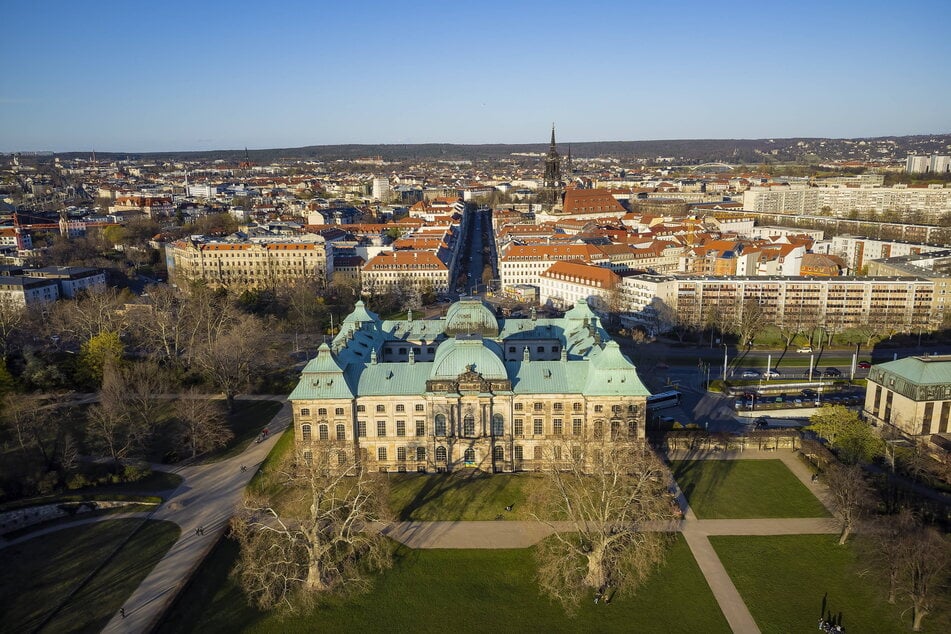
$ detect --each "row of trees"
[806,406,950,631]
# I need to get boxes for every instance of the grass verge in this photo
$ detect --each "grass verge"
[0,518,179,633]
[387,471,548,521]
[672,459,829,518]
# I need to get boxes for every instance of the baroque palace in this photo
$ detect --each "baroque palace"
[289,298,650,473]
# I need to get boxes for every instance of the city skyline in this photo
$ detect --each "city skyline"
[2,0,950,152]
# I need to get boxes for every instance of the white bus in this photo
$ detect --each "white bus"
[647,390,681,411]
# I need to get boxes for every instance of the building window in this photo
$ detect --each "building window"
[553,402,563,412]
[922,402,934,434]
[514,418,524,436]
[493,445,504,461]
[553,446,562,460]
[357,421,367,437]
[514,445,524,461]
[463,414,475,437]
[357,405,365,413]
[514,402,523,411]
[396,420,406,436]
[492,413,504,436]
[303,450,313,463]
[338,451,347,465]
[533,446,543,460]
[571,445,581,461]
[594,405,603,413]
[415,404,425,412]
[301,408,311,416]
[611,420,621,439]
[533,402,543,412]
[533,418,543,435]
[416,447,426,461]
[396,404,405,412]
[464,448,476,464]
[378,447,387,461]
[301,424,312,442]
[593,420,604,438]
[572,418,582,435]
[628,420,637,436]
[553,418,563,435]
[335,407,344,416]
[612,405,622,414]
[436,446,447,462]
[336,424,346,440]
[435,414,447,436]
[376,404,386,413]
[573,402,582,412]
[377,421,387,437]
[318,408,327,416]
[319,424,328,440]
[416,420,425,436]
[397,447,406,462]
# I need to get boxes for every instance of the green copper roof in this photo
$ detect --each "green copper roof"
[342,300,379,325]
[289,344,354,400]
[445,298,499,336]
[430,336,507,380]
[583,341,650,396]
[873,355,951,386]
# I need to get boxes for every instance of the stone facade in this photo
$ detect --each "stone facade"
[289,298,650,473]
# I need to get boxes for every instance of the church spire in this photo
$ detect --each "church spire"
[550,123,556,148]
[542,125,563,209]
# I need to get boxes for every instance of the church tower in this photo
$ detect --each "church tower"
[541,125,563,208]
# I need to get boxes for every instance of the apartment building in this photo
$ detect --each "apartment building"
[537,261,620,312]
[829,235,947,273]
[361,250,451,295]
[743,185,951,223]
[498,244,606,288]
[166,236,328,288]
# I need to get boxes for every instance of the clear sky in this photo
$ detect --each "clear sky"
[2,0,949,152]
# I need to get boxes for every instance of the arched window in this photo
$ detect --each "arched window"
[611,420,621,439]
[397,447,406,462]
[318,408,327,416]
[491,413,504,436]
[493,445,504,461]
[463,414,475,437]
[319,424,328,440]
[336,424,346,440]
[337,450,347,465]
[435,446,447,462]
[593,420,603,439]
[434,414,447,436]
[300,408,311,416]
[416,447,426,461]
[464,448,476,464]
[628,419,637,436]
[301,424,312,442]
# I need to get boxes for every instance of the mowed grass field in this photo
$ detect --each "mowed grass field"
[671,459,830,518]
[0,519,180,633]
[158,534,729,634]
[711,534,951,634]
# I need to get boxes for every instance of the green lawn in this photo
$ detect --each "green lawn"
[158,535,729,634]
[0,519,180,633]
[672,460,829,519]
[711,534,951,634]
[387,472,548,520]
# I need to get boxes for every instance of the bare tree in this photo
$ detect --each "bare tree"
[85,367,155,469]
[734,298,768,348]
[900,521,950,631]
[531,437,675,610]
[174,390,232,458]
[821,462,873,545]
[195,313,276,411]
[231,445,392,611]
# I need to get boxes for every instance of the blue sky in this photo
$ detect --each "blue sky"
[2,0,949,152]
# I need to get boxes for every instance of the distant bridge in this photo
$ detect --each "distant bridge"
[686,162,735,172]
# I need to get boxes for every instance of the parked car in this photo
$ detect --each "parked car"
[801,389,818,398]
[764,369,781,378]
[741,370,760,378]
[857,361,871,369]
[824,367,842,377]
[796,346,813,353]
[754,416,770,429]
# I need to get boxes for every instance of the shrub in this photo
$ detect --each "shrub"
[66,474,91,490]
